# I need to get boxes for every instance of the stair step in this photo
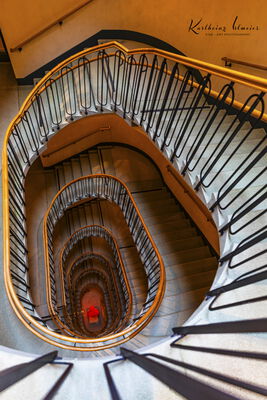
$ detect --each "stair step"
[148,218,191,234]
[165,257,218,279]
[63,161,74,183]
[124,259,145,274]
[135,196,176,208]
[126,269,147,281]
[55,165,65,189]
[165,269,216,295]
[120,247,141,261]
[100,147,116,175]
[203,166,266,192]
[136,202,180,218]
[163,246,212,266]
[88,150,102,174]
[156,236,204,255]
[79,154,92,175]
[142,211,186,227]
[78,205,87,227]
[153,227,198,242]
[71,158,82,179]
[128,179,164,192]
[189,147,267,175]
[157,286,210,315]
[132,189,171,203]
[182,138,263,160]
[141,309,196,336]
[131,284,147,295]
[219,185,266,212]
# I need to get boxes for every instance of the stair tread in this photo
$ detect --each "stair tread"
[148,218,192,234]
[132,189,170,202]
[165,269,216,295]
[156,236,205,255]
[128,179,164,192]
[142,211,186,226]
[136,203,180,217]
[79,154,92,175]
[152,227,198,241]
[163,246,212,265]
[157,286,210,315]
[135,197,176,208]
[165,257,218,278]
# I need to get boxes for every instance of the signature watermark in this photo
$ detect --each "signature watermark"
[188,16,260,36]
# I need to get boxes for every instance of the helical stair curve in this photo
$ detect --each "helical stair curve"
[1,41,267,399]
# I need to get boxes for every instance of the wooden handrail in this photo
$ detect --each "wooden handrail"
[42,175,165,347]
[2,172,165,350]
[10,0,94,53]
[65,252,127,335]
[4,42,267,136]
[54,225,133,336]
[3,41,267,350]
[4,41,267,134]
[222,57,267,72]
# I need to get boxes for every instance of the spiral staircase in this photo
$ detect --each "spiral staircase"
[0,42,266,399]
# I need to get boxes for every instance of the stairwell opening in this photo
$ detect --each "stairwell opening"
[1,41,266,398]
[23,143,219,352]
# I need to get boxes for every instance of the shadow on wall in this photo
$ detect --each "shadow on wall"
[17,29,187,84]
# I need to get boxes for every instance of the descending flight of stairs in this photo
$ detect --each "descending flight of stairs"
[1,46,266,400]
[22,144,218,355]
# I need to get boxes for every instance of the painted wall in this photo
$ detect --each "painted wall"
[0,0,266,79]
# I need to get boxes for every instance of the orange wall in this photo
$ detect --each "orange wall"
[0,0,266,79]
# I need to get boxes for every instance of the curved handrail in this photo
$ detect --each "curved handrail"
[70,263,120,337]
[2,40,266,350]
[55,225,132,336]
[3,173,165,350]
[62,229,130,306]
[42,174,165,347]
[66,252,119,293]
[66,252,126,335]
[2,41,267,137]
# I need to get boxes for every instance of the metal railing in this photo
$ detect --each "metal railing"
[41,175,164,349]
[0,351,73,399]
[58,228,132,336]
[104,347,267,400]
[2,41,266,353]
[70,264,118,337]
[3,171,164,350]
